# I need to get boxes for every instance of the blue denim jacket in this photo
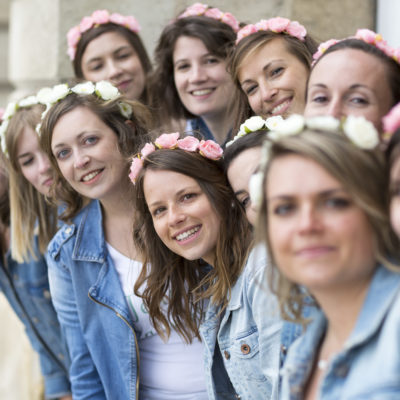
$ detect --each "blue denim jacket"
[46,200,139,400]
[280,265,400,399]
[0,239,71,399]
[200,245,282,400]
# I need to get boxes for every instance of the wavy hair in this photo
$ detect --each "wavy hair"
[133,148,251,342]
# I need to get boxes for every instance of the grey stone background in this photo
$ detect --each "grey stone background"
[0,0,377,105]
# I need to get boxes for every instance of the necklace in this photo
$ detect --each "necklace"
[317,359,328,371]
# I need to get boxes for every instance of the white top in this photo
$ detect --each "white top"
[107,243,208,400]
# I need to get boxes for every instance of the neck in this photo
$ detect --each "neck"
[313,275,373,356]
[202,110,233,145]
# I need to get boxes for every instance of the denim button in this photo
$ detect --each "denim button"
[224,350,230,360]
[65,227,72,235]
[241,344,251,354]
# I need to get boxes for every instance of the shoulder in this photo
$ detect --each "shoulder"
[243,244,270,282]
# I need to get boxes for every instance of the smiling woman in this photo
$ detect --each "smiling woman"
[67,9,151,103]
[255,118,400,399]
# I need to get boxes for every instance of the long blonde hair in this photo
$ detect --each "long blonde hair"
[5,104,57,262]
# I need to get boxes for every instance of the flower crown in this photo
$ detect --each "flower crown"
[248,114,380,208]
[0,95,41,157]
[236,17,307,45]
[312,29,400,64]
[38,80,131,122]
[226,115,284,147]
[382,102,400,142]
[177,3,240,32]
[129,133,223,184]
[67,9,141,60]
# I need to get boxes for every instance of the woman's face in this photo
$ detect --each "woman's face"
[81,31,146,101]
[143,169,221,265]
[51,106,127,203]
[266,154,376,297]
[305,48,393,131]
[16,126,53,196]
[227,146,261,226]
[238,38,309,118]
[390,153,400,237]
[173,36,235,122]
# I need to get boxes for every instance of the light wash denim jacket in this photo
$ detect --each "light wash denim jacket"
[46,200,139,400]
[280,265,400,400]
[200,245,282,400]
[0,239,71,399]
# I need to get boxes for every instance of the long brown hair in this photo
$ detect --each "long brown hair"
[133,148,251,342]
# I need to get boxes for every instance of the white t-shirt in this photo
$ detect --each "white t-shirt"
[107,243,208,400]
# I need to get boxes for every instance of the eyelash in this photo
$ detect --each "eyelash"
[21,157,34,166]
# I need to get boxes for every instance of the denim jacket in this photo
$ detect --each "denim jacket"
[46,200,139,400]
[200,245,282,400]
[0,239,71,399]
[280,265,400,400]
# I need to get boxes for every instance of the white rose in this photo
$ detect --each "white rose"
[1,133,7,156]
[18,95,38,108]
[249,171,265,210]
[306,115,340,132]
[36,87,54,104]
[71,81,95,95]
[273,114,305,136]
[0,119,9,138]
[265,115,284,130]
[118,102,132,119]
[95,81,119,100]
[343,115,379,149]
[3,102,17,120]
[237,122,247,137]
[243,116,266,133]
[51,84,70,103]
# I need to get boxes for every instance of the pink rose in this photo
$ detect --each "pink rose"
[179,3,208,18]
[393,48,400,62]
[198,140,223,160]
[154,132,180,149]
[67,26,81,47]
[92,9,110,25]
[375,40,393,57]
[313,39,339,60]
[129,157,144,184]
[355,29,378,44]
[268,17,290,33]
[79,16,94,33]
[124,16,140,32]
[141,143,156,157]
[286,21,307,41]
[221,13,239,32]
[109,13,125,26]
[236,24,258,44]
[204,8,223,20]
[67,47,76,60]
[177,136,200,152]
[255,19,269,31]
[383,103,400,134]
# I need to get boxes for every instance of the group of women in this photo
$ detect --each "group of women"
[1,3,400,399]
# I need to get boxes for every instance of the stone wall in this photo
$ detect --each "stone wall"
[2,0,377,104]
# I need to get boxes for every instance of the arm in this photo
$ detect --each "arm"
[47,254,106,400]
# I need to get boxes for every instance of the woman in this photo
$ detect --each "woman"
[148,3,240,143]
[130,133,282,399]
[67,9,151,102]
[39,81,208,399]
[228,17,318,130]
[383,102,400,237]
[0,98,71,399]
[256,115,400,399]
[305,29,400,132]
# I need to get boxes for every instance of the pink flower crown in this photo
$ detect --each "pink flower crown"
[382,102,400,142]
[129,133,223,184]
[312,29,400,64]
[236,17,307,45]
[66,9,141,60]
[176,2,240,32]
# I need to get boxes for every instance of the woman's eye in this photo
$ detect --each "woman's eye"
[176,63,190,71]
[152,206,166,217]
[117,52,131,60]
[324,197,351,209]
[182,193,197,202]
[84,136,98,145]
[243,84,257,96]
[56,149,70,160]
[21,157,34,167]
[205,57,219,65]
[349,96,369,105]
[272,203,295,216]
[311,94,328,104]
[238,195,250,209]
[270,66,284,77]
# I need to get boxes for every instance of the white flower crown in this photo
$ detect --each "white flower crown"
[248,114,380,209]
[36,80,132,134]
